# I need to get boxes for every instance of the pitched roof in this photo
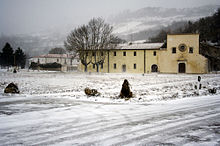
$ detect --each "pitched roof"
[167,33,199,36]
[115,43,164,50]
[33,54,73,59]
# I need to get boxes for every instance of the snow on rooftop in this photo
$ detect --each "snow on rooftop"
[115,43,164,50]
[33,54,73,58]
[130,40,148,44]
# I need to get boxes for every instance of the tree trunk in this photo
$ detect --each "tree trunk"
[84,65,88,72]
[96,64,99,72]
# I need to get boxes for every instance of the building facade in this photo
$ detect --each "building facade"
[159,34,208,74]
[30,54,80,72]
[80,34,209,74]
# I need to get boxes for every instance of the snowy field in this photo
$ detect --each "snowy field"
[0,70,220,145]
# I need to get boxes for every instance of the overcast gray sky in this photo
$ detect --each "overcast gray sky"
[0,0,220,35]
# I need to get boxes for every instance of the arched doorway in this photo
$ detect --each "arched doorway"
[151,64,158,72]
[178,63,186,73]
[122,64,126,72]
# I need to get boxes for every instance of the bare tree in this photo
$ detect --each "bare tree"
[65,25,90,72]
[49,47,66,54]
[65,18,117,72]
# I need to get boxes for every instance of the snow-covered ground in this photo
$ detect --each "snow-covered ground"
[0,70,220,145]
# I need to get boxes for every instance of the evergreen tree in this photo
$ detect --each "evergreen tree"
[1,42,14,67]
[183,21,195,33]
[14,47,26,69]
[213,8,220,43]
[150,8,220,44]
[0,52,2,66]
[149,29,169,43]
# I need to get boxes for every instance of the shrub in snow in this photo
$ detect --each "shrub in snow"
[29,62,38,70]
[13,68,17,73]
[119,79,133,99]
[84,88,100,96]
[29,62,62,70]
[171,93,179,99]
[39,63,61,68]
[208,88,217,94]
[4,82,20,94]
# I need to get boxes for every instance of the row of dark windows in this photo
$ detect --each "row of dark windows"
[86,48,194,57]
[56,59,67,64]
[86,51,158,57]
[172,47,194,54]
[113,63,137,69]
[114,51,156,56]
[92,63,137,70]
[38,58,69,64]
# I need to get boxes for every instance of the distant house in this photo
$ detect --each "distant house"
[80,34,209,74]
[29,54,79,72]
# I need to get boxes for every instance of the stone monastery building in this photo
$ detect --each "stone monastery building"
[81,34,208,74]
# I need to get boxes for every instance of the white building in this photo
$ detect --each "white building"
[29,54,80,71]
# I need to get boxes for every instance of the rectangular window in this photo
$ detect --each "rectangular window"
[114,51,116,56]
[153,51,156,56]
[86,52,88,56]
[93,64,95,69]
[134,51,136,56]
[57,59,59,62]
[92,52,95,56]
[172,47,176,53]
[123,51,126,56]
[101,63,103,69]
[189,47,193,53]
[101,52,104,56]
[134,63,136,69]
[114,63,116,69]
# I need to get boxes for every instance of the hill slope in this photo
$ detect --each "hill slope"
[109,5,219,40]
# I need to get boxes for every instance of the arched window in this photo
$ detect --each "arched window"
[151,64,158,72]
[134,51,136,56]
[114,51,116,56]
